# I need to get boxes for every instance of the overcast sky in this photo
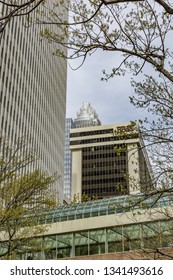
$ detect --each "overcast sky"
[66,50,148,126]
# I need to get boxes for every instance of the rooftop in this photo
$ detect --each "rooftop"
[37,191,173,225]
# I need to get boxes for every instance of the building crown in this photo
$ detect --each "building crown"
[74,101,101,128]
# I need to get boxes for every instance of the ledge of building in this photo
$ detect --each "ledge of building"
[63,248,173,260]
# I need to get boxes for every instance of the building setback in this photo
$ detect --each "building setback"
[70,122,152,201]
[0,4,67,201]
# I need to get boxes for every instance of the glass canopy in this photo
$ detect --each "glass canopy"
[37,191,173,225]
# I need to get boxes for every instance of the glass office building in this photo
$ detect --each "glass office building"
[74,101,101,128]
[64,118,75,199]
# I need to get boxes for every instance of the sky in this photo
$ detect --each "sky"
[66,50,148,126]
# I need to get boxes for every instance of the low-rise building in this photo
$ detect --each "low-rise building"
[1,192,172,260]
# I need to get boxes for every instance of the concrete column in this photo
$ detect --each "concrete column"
[71,149,82,201]
[127,143,140,194]
[105,228,108,254]
[71,233,75,257]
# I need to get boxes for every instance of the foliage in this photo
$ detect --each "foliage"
[0,0,45,32]
[1,1,173,81]
[71,192,98,203]
[36,0,173,191]
[0,136,57,259]
[2,0,173,259]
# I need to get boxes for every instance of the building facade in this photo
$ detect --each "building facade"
[70,122,152,201]
[1,191,173,259]
[64,118,75,199]
[64,102,101,199]
[0,4,67,200]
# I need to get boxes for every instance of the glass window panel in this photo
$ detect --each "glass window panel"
[91,212,99,217]
[75,232,89,256]
[159,220,173,247]
[107,227,123,253]
[56,233,72,258]
[123,225,141,251]
[84,212,90,218]
[68,215,75,220]
[61,215,67,221]
[141,222,160,249]
[76,214,83,219]
[43,236,57,260]
[89,229,105,255]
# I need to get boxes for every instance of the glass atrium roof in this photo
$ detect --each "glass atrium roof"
[37,191,173,225]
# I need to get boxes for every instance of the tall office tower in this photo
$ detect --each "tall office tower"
[64,118,75,199]
[70,122,153,201]
[64,102,101,200]
[74,101,101,128]
[0,4,67,201]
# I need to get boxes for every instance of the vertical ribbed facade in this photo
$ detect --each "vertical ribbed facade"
[64,118,75,199]
[0,4,67,201]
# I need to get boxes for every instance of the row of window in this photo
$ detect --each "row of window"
[82,177,127,185]
[70,133,139,146]
[82,158,127,167]
[82,153,127,160]
[70,128,114,138]
[82,169,126,177]
[82,183,128,198]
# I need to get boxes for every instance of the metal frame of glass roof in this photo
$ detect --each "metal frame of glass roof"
[37,191,173,225]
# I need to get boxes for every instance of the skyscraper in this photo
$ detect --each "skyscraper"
[64,102,101,199]
[64,118,75,199]
[0,4,67,201]
[74,101,101,128]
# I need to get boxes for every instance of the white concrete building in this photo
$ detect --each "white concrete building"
[0,3,67,201]
[70,122,152,201]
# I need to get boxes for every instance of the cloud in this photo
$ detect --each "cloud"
[66,50,148,125]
